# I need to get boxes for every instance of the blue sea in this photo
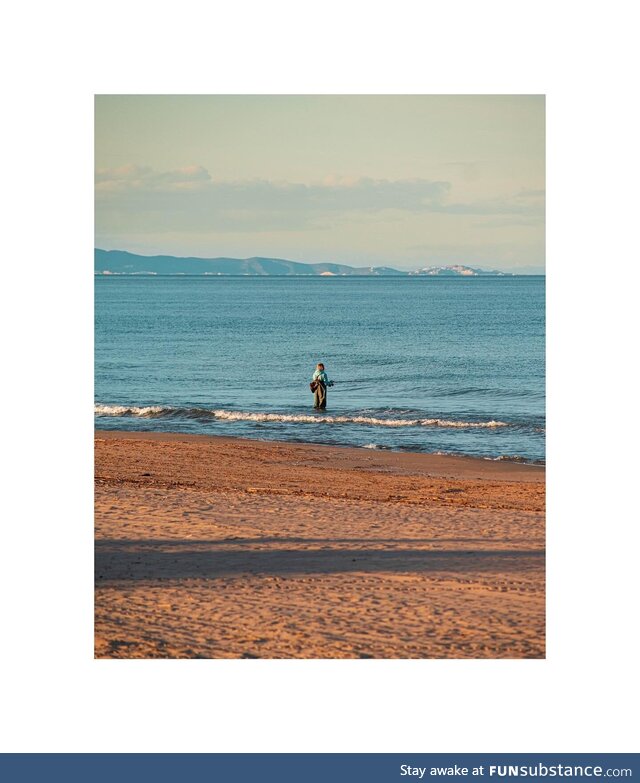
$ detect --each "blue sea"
[95,276,545,462]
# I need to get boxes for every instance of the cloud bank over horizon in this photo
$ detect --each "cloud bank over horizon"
[95,96,545,271]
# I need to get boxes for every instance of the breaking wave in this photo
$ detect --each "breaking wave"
[94,404,508,429]
[94,404,166,417]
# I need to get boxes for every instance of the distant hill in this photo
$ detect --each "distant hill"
[94,249,405,276]
[94,250,529,277]
[409,265,513,276]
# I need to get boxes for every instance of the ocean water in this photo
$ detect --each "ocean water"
[95,276,545,462]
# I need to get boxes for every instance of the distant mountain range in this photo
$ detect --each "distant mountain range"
[95,249,402,276]
[94,249,522,277]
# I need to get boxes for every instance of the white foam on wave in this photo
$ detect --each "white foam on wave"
[94,404,168,416]
[95,403,508,429]
[210,409,506,428]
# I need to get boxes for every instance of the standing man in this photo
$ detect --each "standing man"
[311,362,334,410]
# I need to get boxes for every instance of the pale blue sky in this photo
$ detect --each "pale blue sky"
[95,95,544,271]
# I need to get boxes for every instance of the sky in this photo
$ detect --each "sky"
[95,95,545,272]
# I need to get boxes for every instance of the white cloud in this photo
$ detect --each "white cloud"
[96,164,544,235]
[95,164,212,191]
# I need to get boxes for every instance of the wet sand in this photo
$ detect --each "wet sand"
[95,431,545,658]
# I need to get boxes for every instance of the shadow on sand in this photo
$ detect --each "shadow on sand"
[95,538,544,581]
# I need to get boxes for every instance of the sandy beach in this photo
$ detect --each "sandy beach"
[95,431,545,658]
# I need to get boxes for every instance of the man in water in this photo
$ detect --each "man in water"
[311,362,334,410]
